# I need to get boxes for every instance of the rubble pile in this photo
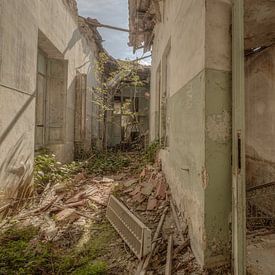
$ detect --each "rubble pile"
[116,163,202,274]
[0,154,230,274]
[0,173,114,244]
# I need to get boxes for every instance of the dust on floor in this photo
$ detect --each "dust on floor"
[247,230,275,275]
[0,151,230,274]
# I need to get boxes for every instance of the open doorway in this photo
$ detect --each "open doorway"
[245,40,275,275]
[232,1,275,273]
[35,31,68,157]
[245,43,275,273]
[233,1,275,273]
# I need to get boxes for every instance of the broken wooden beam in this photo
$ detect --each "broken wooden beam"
[165,235,173,275]
[136,206,169,275]
[170,199,187,240]
[85,17,130,32]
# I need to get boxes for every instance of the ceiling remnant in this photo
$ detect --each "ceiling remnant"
[128,0,161,53]
[128,0,275,53]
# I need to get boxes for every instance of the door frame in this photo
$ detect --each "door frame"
[35,49,48,149]
[232,0,246,274]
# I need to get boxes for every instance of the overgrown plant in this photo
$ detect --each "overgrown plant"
[83,149,131,175]
[143,141,161,164]
[92,52,145,149]
[0,224,111,275]
[34,152,82,192]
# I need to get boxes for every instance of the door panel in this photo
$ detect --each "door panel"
[35,74,46,147]
[46,59,68,145]
[35,51,47,148]
[75,73,87,143]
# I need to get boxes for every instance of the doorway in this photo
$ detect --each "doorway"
[34,47,68,153]
[35,50,47,149]
[233,1,275,273]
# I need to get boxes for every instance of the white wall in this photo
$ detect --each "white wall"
[0,0,98,215]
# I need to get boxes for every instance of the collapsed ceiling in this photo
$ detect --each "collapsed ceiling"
[128,0,161,53]
[78,16,105,54]
[128,0,275,53]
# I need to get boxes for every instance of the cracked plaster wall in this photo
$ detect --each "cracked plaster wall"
[150,0,232,268]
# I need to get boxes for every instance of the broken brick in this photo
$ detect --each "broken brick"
[156,181,167,199]
[147,197,158,210]
[102,177,114,183]
[74,172,86,182]
[53,183,68,194]
[123,179,138,187]
[141,181,155,196]
[55,208,79,223]
[140,169,146,179]
[130,186,141,196]
[132,193,145,203]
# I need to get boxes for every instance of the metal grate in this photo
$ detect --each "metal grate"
[247,182,275,229]
[106,195,151,259]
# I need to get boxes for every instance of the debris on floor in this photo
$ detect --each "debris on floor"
[106,162,206,275]
[0,151,230,274]
[106,195,152,259]
[247,229,275,275]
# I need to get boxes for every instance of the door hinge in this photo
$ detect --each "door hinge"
[237,132,242,172]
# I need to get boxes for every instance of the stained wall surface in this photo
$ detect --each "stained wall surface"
[0,0,99,216]
[245,46,275,188]
[150,0,232,267]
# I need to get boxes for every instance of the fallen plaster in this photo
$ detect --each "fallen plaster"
[201,167,209,190]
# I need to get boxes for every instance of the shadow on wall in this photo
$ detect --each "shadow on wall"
[63,28,82,55]
[0,93,35,147]
[63,27,94,58]
[0,94,35,219]
[0,135,33,219]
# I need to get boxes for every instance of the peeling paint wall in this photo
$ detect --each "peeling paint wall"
[0,0,99,216]
[204,69,232,266]
[206,111,231,143]
[150,0,232,267]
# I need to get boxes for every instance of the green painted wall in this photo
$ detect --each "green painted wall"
[205,69,232,266]
[160,69,232,267]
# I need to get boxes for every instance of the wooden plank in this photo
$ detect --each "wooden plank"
[170,199,186,242]
[46,58,68,144]
[165,235,173,275]
[136,206,169,274]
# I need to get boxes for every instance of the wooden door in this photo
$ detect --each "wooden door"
[35,51,47,148]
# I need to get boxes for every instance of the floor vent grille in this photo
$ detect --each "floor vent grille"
[106,195,151,259]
